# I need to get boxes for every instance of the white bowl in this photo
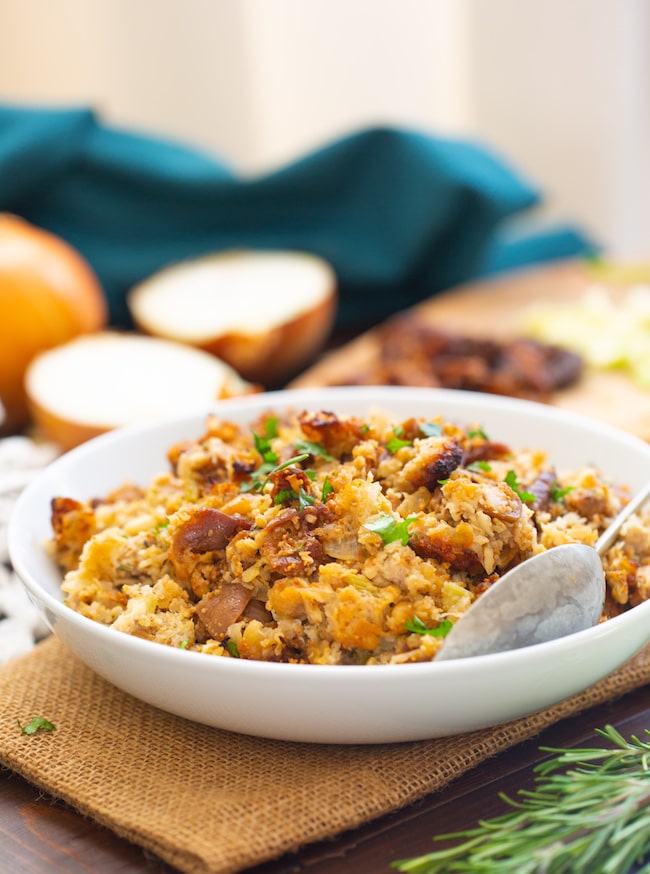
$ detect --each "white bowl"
[9,387,650,744]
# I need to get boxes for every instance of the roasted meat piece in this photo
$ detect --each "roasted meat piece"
[337,315,583,402]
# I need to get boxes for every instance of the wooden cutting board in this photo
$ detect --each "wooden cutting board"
[292,259,650,441]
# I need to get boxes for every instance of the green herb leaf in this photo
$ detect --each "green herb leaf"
[225,640,239,658]
[242,453,310,493]
[468,426,489,440]
[551,483,574,502]
[364,514,416,546]
[293,439,334,461]
[264,416,279,439]
[405,616,453,638]
[392,724,650,874]
[298,489,316,510]
[275,486,317,510]
[18,716,55,735]
[419,422,442,438]
[386,436,413,454]
[504,470,536,503]
[321,476,334,502]
[253,429,278,465]
[274,489,295,505]
[468,460,492,471]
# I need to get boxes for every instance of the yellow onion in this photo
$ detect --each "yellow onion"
[0,213,107,432]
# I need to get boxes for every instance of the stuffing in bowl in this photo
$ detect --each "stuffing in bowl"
[9,387,650,743]
[50,403,646,666]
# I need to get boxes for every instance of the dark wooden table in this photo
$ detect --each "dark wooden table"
[1,685,649,873]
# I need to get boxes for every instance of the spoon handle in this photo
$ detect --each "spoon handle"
[595,480,650,555]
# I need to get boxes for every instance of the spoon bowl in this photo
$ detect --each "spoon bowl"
[437,479,650,661]
[435,544,605,660]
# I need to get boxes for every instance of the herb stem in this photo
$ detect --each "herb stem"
[392,725,650,874]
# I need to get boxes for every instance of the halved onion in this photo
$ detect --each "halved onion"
[0,213,107,432]
[25,332,254,450]
[128,250,337,385]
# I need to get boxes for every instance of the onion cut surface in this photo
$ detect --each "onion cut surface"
[128,250,337,384]
[25,332,254,450]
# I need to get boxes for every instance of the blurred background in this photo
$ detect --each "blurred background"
[1,0,648,260]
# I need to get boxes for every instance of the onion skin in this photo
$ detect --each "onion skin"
[0,214,107,432]
[24,394,109,451]
[198,290,337,385]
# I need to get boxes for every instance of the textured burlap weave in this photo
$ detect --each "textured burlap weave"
[1,637,649,874]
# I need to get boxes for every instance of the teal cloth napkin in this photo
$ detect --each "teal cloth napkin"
[0,104,596,330]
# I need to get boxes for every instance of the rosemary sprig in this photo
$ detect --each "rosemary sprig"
[392,725,650,874]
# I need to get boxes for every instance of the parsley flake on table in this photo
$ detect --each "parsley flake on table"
[18,716,56,735]
[364,514,416,546]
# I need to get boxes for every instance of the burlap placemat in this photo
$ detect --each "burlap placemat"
[1,637,649,874]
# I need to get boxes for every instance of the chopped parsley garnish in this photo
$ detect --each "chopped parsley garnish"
[419,421,442,438]
[298,489,317,509]
[263,416,279,439]
[385,425,413,454]
[242,453,310,493]
[386,436,412,454]
[469,460,492,472]
[178,639,189,649]
[253,429,278,465]
[226,639,239,658]
[364,514,416,546]
[293,439,333,461]
[405,616,453,637]
[468,426,489,440]
[505,470,536,503]
[18,716,56,735]
[274,487,316,510]
[551,483,574,502]
[321,476,334,502]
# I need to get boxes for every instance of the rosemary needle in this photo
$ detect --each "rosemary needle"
[392,725,650,874]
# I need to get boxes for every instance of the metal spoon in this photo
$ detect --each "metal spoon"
[435,479,650,660]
